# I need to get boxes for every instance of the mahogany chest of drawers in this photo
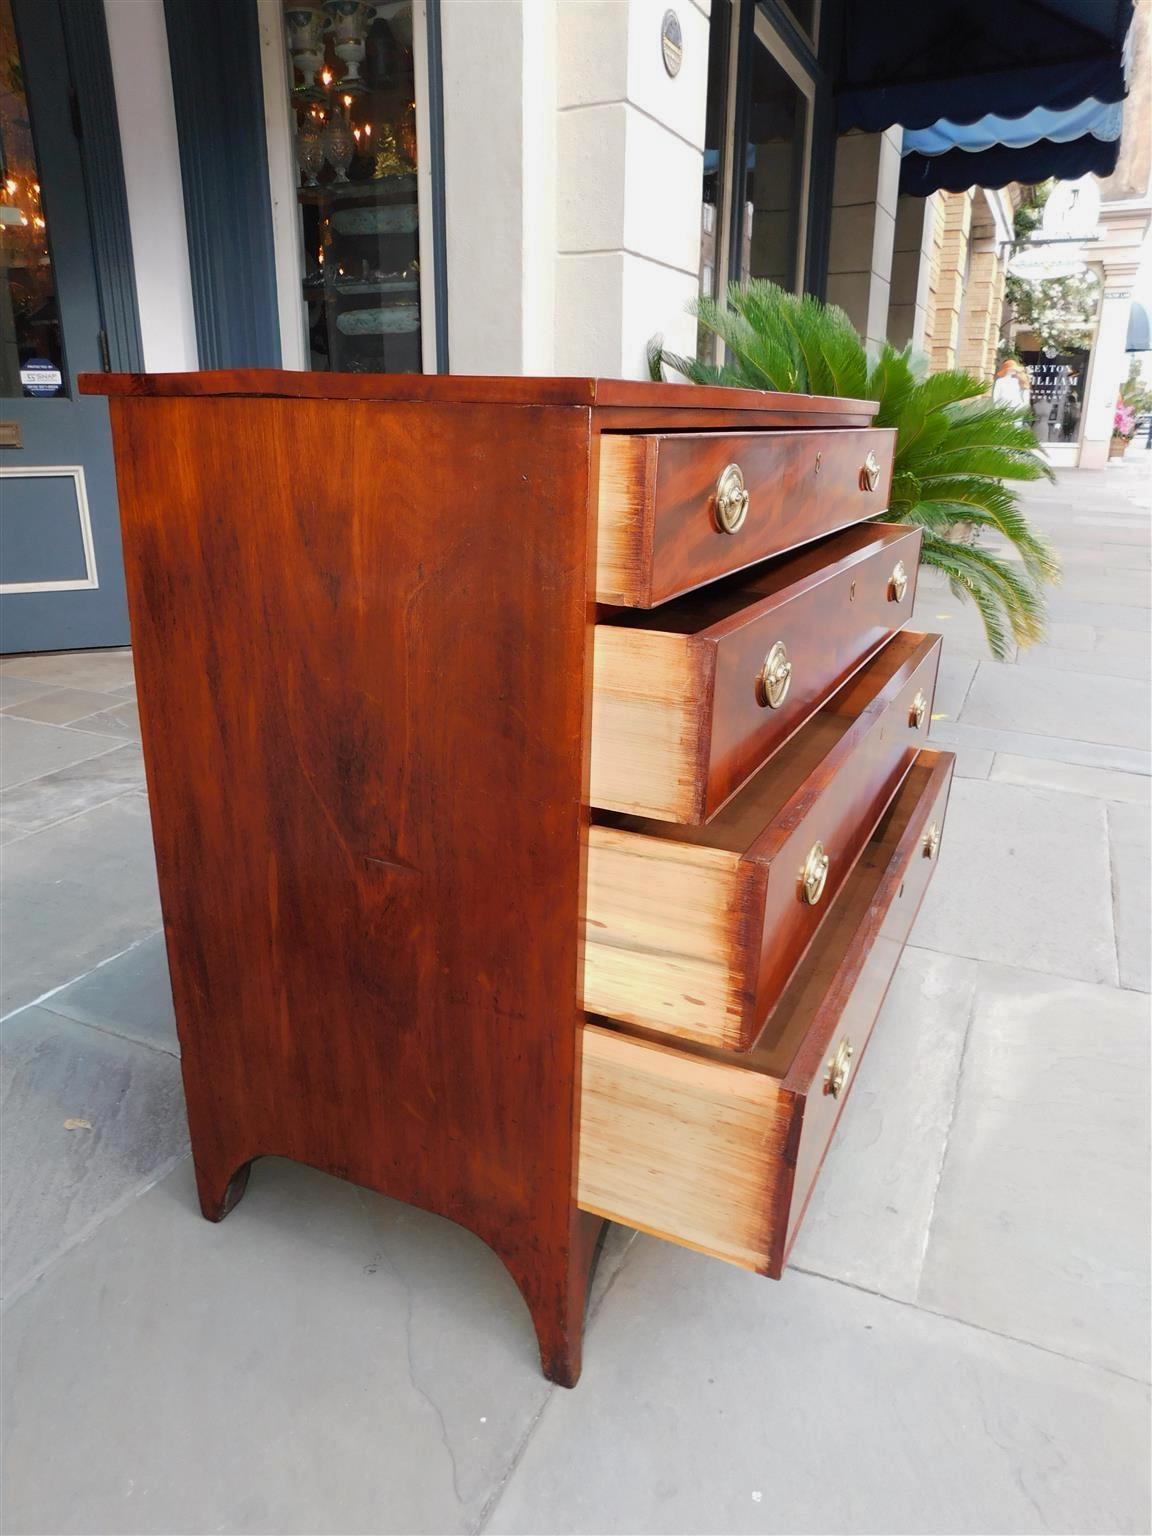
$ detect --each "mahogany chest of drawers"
[82,370,952,1386]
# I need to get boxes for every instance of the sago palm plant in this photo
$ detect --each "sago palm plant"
[649,281,1059,659]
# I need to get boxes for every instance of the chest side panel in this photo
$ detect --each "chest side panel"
[110,394,593,1250]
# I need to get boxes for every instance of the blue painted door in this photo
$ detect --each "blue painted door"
[0,0,128,652]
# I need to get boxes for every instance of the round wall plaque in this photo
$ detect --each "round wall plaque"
[661,9,683,76]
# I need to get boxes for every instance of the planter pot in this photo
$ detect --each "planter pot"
[1109,436,1130,459]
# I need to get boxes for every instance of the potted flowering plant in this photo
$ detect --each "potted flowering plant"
[1111,401,1137,458]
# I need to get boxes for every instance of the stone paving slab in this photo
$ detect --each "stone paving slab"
[485,1251,1151,1536]
[990,754,1149,804]
[917,965,1151,1378]
[958,664,1150,750]
[1015,645,1151,680]
[44,931,178,1055]
[929,717,1151,776]
[788,946,974,1302]
[0,716,124,792]
[1107,800,1152,992]
[0,1158,632,1536]
[0,794,161,1015]
[0,1005,187,1302]
[911,778,1118,986]
[0,648,136,693]
[0,687,117,726]
[0,741,146,841]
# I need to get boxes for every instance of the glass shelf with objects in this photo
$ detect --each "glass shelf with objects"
[284,2,424,374]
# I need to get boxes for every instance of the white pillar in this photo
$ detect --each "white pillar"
[440,0,709,379]
[103,0,199,371]
[887,193,937,354]
[1078,204,1152,468]
[826,127,902,349]
[440,0,557,374]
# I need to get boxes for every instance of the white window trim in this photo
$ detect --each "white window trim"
[0,467,99,594]
[715,0,743,298]
[752,7,816,294]
[257,0,309,370]
[257,0,439,375]
[781,0,821,53]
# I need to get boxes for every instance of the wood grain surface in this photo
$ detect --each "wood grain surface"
[81,366,943,1375]
[102,390,603,1386]
[596,427,898,606]
[585,632,942,1050]
[590,523,923,822]
[82,368,878,422]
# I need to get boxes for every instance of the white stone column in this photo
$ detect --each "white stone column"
[1078,205,1152,468]
[440,0,558,374]
[887,193,937,354]
[826,127,902,349]
[440,0,709,379]
[103,0,199,371]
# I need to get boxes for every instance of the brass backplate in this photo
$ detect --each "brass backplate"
[824,1036,854,1099]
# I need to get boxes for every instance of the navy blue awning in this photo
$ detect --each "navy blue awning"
[835,1,1133,134]
[834,0,1133,193]
[899,91,1124,192]
[901,130,1122,194]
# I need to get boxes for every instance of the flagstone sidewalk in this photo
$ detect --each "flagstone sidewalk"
[2,464,1149,1536]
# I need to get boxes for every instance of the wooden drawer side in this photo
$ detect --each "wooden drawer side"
[596,436,655,605]
[583,827,763,1045]
[589,628,713,822]
[578,1024,791,1270]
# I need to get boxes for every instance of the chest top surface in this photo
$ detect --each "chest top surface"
[79,369,878,426]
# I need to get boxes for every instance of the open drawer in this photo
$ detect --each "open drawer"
[595,427,897,607]
[585,630,941,1051]
[578,749,955,1277]
[591,523,921,823]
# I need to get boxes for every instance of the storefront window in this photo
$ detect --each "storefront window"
[700,0,732,309]
[282,2,423,374]
[0,0,66,399]
[737,25,809,294]
[1023,350,1090,445]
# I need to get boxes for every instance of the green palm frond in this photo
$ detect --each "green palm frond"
[650,279,1060,657]
[919,534,1048,658]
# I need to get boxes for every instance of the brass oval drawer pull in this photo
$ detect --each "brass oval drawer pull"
[800,840,830,906]
[923,821,942,860]
[756,640,792,709]
[714,462,749,534]
[909,689,928,729]
[860,451,881,492]
[824,1036,854,1099]
[889,559,909,603]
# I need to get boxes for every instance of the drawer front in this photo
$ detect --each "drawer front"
[704,526,921,819]
[780,751,955,1264]
[584,631,941,1052]
[578,751,955,1276]
[596,427,897,607]
[590,523,922,824]
[749,633,942,1030]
